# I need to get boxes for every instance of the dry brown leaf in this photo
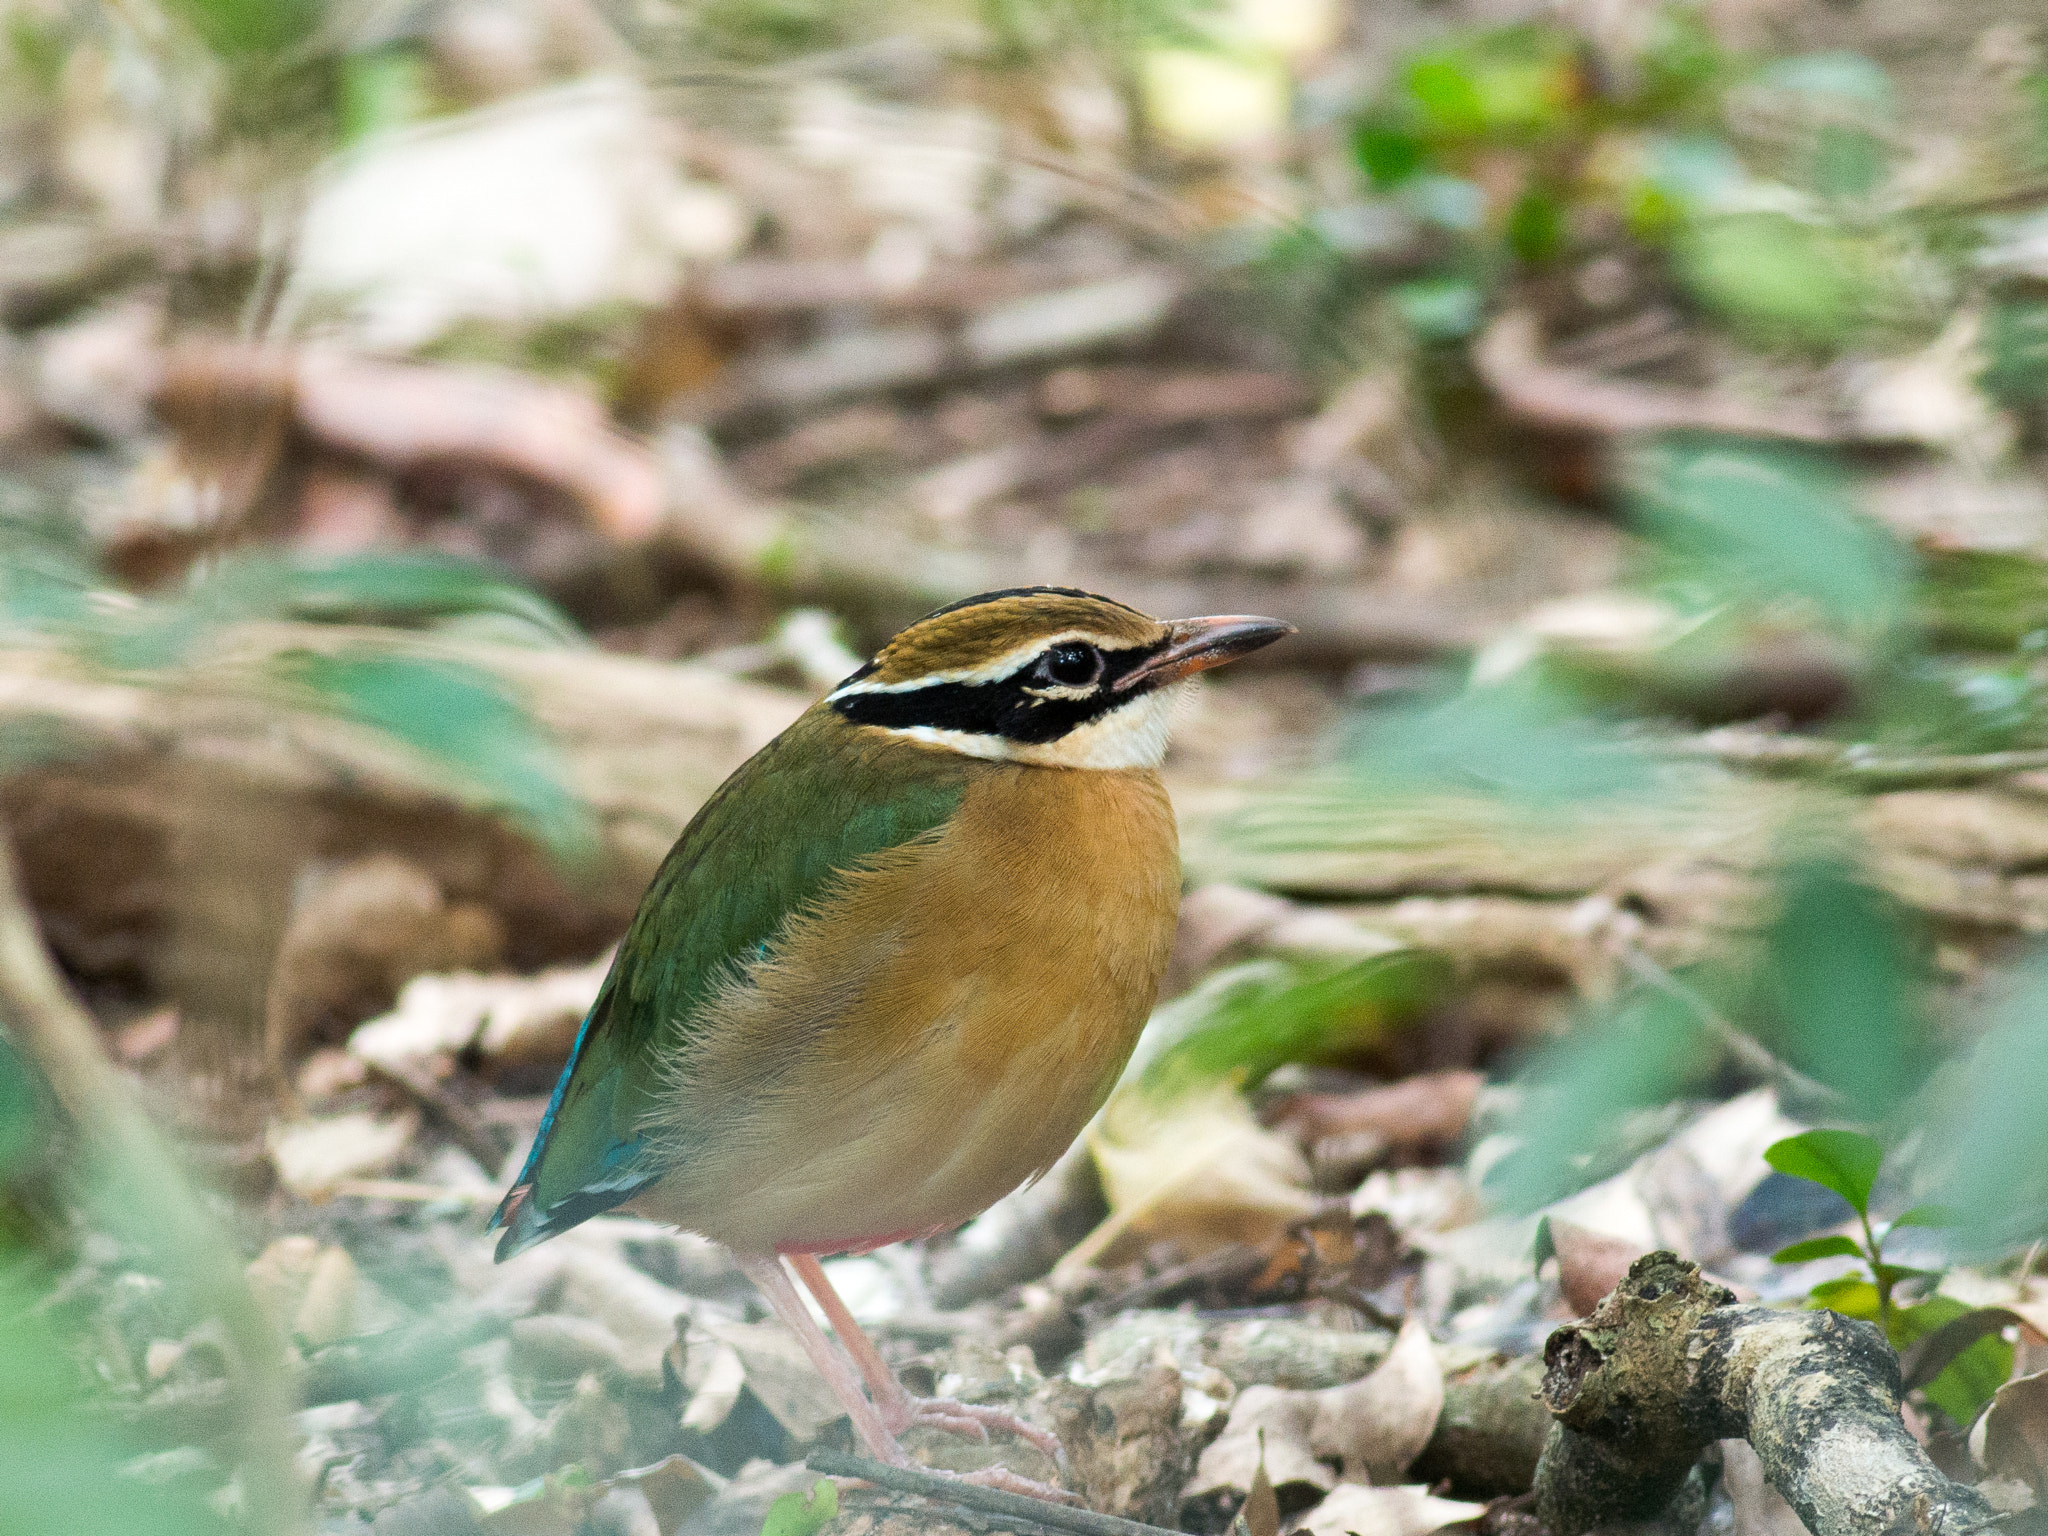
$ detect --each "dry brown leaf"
[1546,1218,1643,1317]
[611,1456,722,1536]
[1981,1370,2048,1494]
[1063,1080,1319,1276]
[1293,1484,1485,1536]
[266,854,504,1073]
[1272,1071,1484,1167]
[1308,1314,1445,1485]
[1243,1439,1282,1536]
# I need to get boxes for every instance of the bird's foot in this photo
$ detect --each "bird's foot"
[888,1395,1063,1463]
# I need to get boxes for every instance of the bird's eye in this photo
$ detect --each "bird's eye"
[1037,642,1103,688]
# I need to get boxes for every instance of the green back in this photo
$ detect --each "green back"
[493,709,969,1253]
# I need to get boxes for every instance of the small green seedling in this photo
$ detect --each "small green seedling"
[760,1477,838,1536]
[1766,1129,2006,1422]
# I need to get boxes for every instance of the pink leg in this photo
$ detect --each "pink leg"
[733,1251,907,1466]
[787,1253,1066,1467]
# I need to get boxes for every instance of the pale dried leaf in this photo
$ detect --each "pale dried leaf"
[551,1241,692,1387]
[1067,1080,1318,1275]
[1292,1484,1485,1536]
[267,1110,418,1199]
[351,955,606,1072]
[281,78,744,351]
[1981,1370,2048,1495]
[1187,1385,1337,1499]
[1720,1439,1808,1536]
[1307,1315,1444,1485]
[680,1341,747,1434]
[697,1318,847,1442]
[294,1243,361,1347]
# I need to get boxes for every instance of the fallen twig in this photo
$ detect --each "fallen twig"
[1616,948,1845,1113]
[806,1451,1188,1536]
[1535,1252,1995,1536]
[1673,728,2048,788]
[365,1057,509,1175]
[1473,310,1842,443]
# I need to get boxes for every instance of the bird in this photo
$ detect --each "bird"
[489,586,1291,1494]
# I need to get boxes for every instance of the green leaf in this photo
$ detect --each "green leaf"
[1507,188,1565,264]
[1389,277,1483,340]
[1487,983,1715,1213]
[1893,1296,2015,1424]
[1872,1263,1941,1288]
[1806,1276,1880,1317]
[1136,952,1448,1100]
[1888,1204,1958,1232]
[1772,1234,1865,1265]
[338,46,430,146]
[760,1479,838,1536]
[1766,1129,1885,1216]
[1979,301,2048,407]
[1354,114,1424,187]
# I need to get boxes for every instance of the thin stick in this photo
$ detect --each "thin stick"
[1617,947,1846,1113]
[0,830,303,1532]
[1668,730,2048,789]
[806,1452,1188,1536]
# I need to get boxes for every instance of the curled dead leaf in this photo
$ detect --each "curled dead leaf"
[1308,1314,1446,1485]
[1980,1370,2048,1495]
[1062,1080,1319,1277]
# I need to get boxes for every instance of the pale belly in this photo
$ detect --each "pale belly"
[629,764,1180,1255]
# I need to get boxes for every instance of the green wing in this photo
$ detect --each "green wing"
[491,710,967,1258]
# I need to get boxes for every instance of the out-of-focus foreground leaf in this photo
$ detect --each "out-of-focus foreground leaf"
[1625,436,1912,638]
[277,647,596,863]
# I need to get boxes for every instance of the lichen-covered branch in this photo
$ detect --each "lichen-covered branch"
[1534,1254,1995,1536]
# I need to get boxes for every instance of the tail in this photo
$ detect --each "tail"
[484,996,654,1262]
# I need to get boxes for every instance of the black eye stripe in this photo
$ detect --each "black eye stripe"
[836,639,1162,742]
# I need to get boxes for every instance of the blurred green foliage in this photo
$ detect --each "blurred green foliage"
[1137,952,1449,1100]
[0,1037,230,1535]
[760,1477,838,1536]
[0,506,595,861]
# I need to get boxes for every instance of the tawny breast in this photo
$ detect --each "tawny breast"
[632,762,1180,1255]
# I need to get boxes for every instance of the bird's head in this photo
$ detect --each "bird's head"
[826,587,1293,769]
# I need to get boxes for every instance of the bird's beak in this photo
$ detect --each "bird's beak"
[1113,614,1295,692]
